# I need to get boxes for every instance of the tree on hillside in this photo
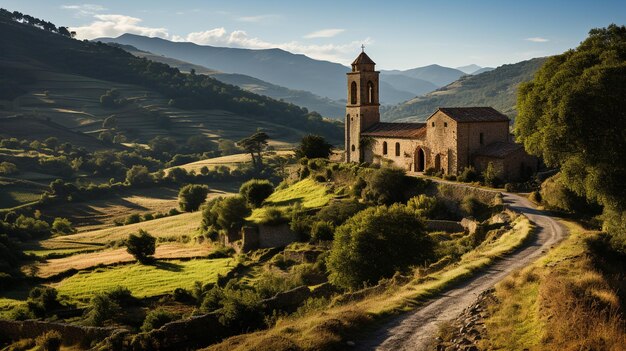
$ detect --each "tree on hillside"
[294,134,333,159]
[327,204,434,289]
[125,165,152,185]
[178,184,209,212]
[126,230,156,263]
[237,132,269,169]
[515,24,626,251]
[201,196,251,234]
[239,179,274,208]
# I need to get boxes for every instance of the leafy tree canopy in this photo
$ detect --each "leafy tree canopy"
[514,24,626,249]
[294,134,333,159]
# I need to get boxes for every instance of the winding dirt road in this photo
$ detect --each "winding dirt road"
[357,189,566,351]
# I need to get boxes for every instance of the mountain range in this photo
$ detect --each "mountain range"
[96,34,492,113]
[382,57,547,122]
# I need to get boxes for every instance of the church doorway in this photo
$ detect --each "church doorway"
[415,148,425,172]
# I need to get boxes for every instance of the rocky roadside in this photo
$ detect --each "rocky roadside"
[429,288,495,351]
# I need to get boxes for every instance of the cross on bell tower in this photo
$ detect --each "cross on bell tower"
[345,48,380,163]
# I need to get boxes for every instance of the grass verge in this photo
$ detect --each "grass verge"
[480,221,626,350]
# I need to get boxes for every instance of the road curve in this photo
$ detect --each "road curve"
[356,189,566,351]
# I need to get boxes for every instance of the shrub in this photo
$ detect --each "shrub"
[84,293,120,326]
[294,135,333,159]
[460,195,482,218]
[316,200,364,226]
[482,162,500,187]
[351,176,367,197]
[328,204,434,289]
[443,174,457,181]
[239,179,274,208]
[35,330,62,351]
[310,220,334,242]
[141,309,174,332]
[364,167,408,205]
[407,194,439,218]
[218,288,264,331]
[51,217,75,234]
[424,167,436,176]
[529,190,542,203]
[124,213,141,225]
[125,165,152,185]
[178,184,209,212]
[0,161,18,175]
[259,208,288,225]
[27,287,59,317]
[126,229,156,263]
[457,166,479,182]
[107,286,137,306]
[173,288,194,302]
[540,174,596,214]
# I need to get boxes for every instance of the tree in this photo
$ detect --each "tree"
[178,184,209,212]
[482,162,500,187]
[295,134,333,159]
[327,204,434,289]
[515,24,626,251]
[126,229,156,263]
[237,132,269,169]
[44,137,58,150]
[218,139,240,156]
[0,162,18,175]
[125,165,152,185]
[407,194,439,218]
[239,179,274,208]
[201,196,251,232]
[149,136,177,155]
[52,217,75,234]
[364,167,408,205]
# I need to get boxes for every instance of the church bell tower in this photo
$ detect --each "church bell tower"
[345,47,380,163]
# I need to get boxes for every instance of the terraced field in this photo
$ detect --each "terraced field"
[5,69,307,146]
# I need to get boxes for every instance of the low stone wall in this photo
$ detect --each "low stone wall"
[241,224,300,251]
[0,319,121,347]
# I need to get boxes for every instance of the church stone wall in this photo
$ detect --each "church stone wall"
[426,112,458,174]
[456,121,509,171]
[369,137,426,171]
[473,149,538,182]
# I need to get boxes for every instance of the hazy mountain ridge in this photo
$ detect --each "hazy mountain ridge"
[382,57,548,122]
[96,34,481,105]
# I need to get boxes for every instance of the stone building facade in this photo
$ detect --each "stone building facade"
[345,51,537,181]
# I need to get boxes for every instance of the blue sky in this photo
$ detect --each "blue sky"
[4,0,625,69]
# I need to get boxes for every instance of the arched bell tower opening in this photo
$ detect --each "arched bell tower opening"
[345,47,380,163]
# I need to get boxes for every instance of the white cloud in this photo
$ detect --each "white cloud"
[525,37,549,43]
[237,14,280,23]
[71,14,169,39]
[61,4,106,17]
[71,13,368,63]
[304,28,345,39]
[176,28,370,63]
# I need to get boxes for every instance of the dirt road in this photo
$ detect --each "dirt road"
[357,190,566,351]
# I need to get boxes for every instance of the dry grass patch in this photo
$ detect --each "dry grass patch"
[482,221,626,351]
[171,151,294,173]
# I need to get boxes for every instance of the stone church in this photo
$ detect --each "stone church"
[344,50,536,181]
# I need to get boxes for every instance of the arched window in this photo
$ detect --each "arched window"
[350,81,357,105]
[367,81,374,104]
[382,141,388,155]
[395,142,400,156]
[351,145,356,152]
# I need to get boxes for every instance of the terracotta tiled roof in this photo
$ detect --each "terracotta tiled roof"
[361,122,426,139]
[432,107,510,123]
[473,142,524,158]
[352,52,376,65]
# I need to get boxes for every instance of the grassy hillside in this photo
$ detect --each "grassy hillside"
[0,13,343,144]
[382,58,547,122]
